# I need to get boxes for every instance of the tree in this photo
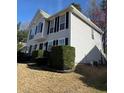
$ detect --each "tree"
[88,0,107,54]
[17,22,29,43]
[100,0,107,54]
[88,0,107,31]
[100,0,107,30]
[71,3,82,12]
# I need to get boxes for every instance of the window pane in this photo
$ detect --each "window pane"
[59,39,65,45]
[50,28,54,33]
[48,41,53,50]
[50,19,54,33]
[60,15,65,23]
[60,15,65,30]
[60,23,65,30]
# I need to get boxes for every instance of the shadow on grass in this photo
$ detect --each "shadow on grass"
[75,64,107,91]
[17,61,32,64]
[27,63,74,73]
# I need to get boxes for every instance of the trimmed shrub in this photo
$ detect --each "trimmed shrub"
[32,50,44,59]
[43,50,50,58]
[50,46,75,70]
[17,51,32,63]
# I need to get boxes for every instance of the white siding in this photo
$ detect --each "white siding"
[27,13,71,52]
[70,13,103,64]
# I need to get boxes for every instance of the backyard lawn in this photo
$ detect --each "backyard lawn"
[17,63,107,93]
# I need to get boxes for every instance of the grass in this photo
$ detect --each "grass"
[17,63,107,93]
[75,64,107,91]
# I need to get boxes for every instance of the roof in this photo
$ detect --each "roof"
[30,5,103,34]
[29,9,50,28]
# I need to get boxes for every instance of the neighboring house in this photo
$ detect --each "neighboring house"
[26,5,106,65]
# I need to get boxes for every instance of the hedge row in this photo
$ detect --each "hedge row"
[31,46,75,70]
[32,49,44,59]
[50,46,75,70]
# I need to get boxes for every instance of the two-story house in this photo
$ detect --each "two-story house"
[27,5,106,64]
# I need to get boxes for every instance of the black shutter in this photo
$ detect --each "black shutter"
[56,40,58,45]
[47,21,50,35]
[53,40,56,46]
[57,16,59,32]
[65,38,68,45]
[45,42,48,50]
[35,26,37,35]
[40,23,43,32]
[54,17,57,32]
[66,12,69,29]
[29,30,32,40]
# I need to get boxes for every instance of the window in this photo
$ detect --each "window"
[44,42,48,51]
[50,19,54,33]
[38,22,43,33]
[39,43,43,50]
[59,15,65,30]
[29,28,35,40]
[34,44,37,50]
[48,41,53,51]
[58,39,65,45]
[91,29,94,39]
[60,23,65,30]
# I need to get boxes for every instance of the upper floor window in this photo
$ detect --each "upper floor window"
[50,19,54,33]
[29,28,35,40]
[59,15,65,30]
[38,22,43,33]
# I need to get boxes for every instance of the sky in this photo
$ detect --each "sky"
[17,0,101,24]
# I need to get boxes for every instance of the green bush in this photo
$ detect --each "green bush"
[17,43,23,51]
[32,50,44,58]
[50,46,75,70]
[43,50,50,58]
